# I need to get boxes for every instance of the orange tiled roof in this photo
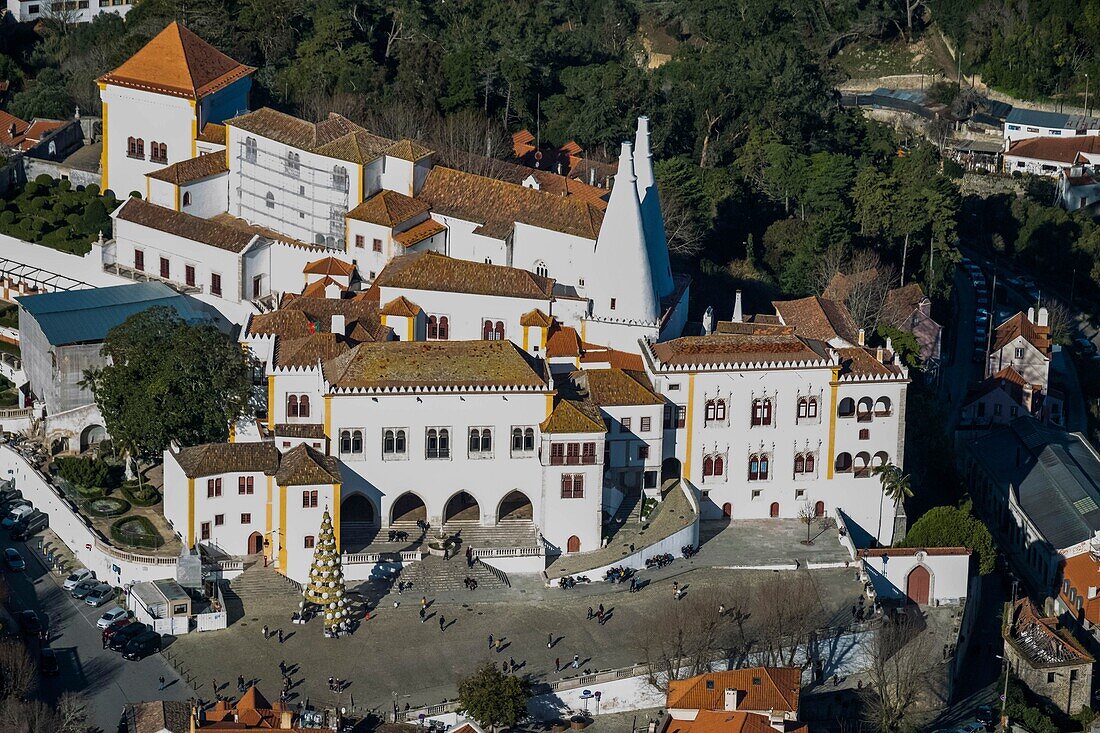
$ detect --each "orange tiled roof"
[115,198,255,253]
[1005,597,1093,666]
[666,710,808,733]
[1061,552,1100,626]
[146,151,228,185]
[394,218,446,247]
[992,312,1052,356]
[0,110,29,148]
[666,667,801,714]
[299,277,346,299]
[520,309,553,328]
[546,323,582,358]
[579,348,645,371]
[197,122,226,145]
[380,295,421,317]
[347,190,430,227]
[653,334,831,368]
[773,296,859,344]
[374,251,554,301]
[228,108,393,165]
[246,296,389,343]
[274,332,352,368]
[304,256,355,278]
[540,398,606,434]
[836,347,906,378]
[1007,135,1100,166]
[576,367,663,406]
[274,443,341,486]
[99,22,255,100]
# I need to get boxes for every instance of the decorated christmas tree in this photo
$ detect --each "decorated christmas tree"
[301,508,347,636]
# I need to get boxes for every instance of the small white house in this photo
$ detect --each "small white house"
[859,547,971,606]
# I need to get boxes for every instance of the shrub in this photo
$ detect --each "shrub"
[57,179,70,192]
[33,174,52,186]
[84,496,130,517]
[84,184,99,196]
[120,480,160,507]
[110,515,163,549]
[55,456,113,490]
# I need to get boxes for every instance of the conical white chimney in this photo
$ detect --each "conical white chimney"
[633,116,674,301]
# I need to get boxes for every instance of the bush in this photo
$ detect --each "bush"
[900,502,995,574]
[120,480,160,507]
[84,496,130,517]
[109,515,163,549]
[55,456,112,490]
[34,174,52,186]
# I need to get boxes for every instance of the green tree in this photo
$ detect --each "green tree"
[457,662,529,729]
[851,166,895,236]
[82,307,254,463]
[874,461,913,543]
[900,504,996,575]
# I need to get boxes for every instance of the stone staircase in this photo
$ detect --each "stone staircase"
[221,562,300,621]
[393,554,507,596]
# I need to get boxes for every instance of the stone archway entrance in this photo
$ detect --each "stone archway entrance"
[567,535,581,553]
[80,424,107,453]
[247,532,263,555]
[661,457,682,484]
[444,491,480,523]
[391,493,427,523]
[341,493,376,524]
[498,491,533,522]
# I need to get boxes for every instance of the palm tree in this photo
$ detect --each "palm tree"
[873,462,913,545]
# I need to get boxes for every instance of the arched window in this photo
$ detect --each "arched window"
[427,315,438,340]
[715,399,726,421]
[838,398,855,418]
[759,453,770,479]
[762,399,772,425]
[182,191,192,207]
[705,400,716,422]
[481,428,492,452]
[807,398,818,419]
[333,165,348,192]
[298,395,311,418]
[383,429,395,454]
[285,151,300,176]
[395,429,407,454]
[482,321,492,340]
[523,428,535,450]
[244,136,257,162]
[534,261,548,278]
[469,429,481,453]
[857,397,874,421]
[798,398,808,419]
[875,397,892,416]
[703,455,714,477]
[752,398,772,426]
[805,453,815,472]
[265,192,275,209]
[351,430,363,453]
[438,316,449,340]
[438,429,449,457]
[340,430,352,454]
[713,455,724,476]
[511,428,523,451]
[794,453,805,473]
[835,452,852,472]
[873,451,889,467]
[427,428,439,458]
[136,138,145,157]
[748,454,760,481]
[287,394,299,417]
[127,137,138,157]
[494,321,505,340]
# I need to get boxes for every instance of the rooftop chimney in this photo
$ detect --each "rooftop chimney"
[857,328,865,346]
[723,689,740,712]
[733,290,743,323]
[1037,306,1049,327]
[331,314,346,336]
[876,346,885,362]
[702,305,714,335]
[1027,306,1036,323]
[768,712,785,732]
[279,710,294,729]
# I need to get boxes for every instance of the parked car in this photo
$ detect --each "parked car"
[108,622,148,652]
[102,617,133,642]
[975,706,996,729]
[38,648,59,676]
[11,510,48,541]
[958,723,985,733]
[70,579,98,599]
[0,488,22,506]
[63,568,94,590]
[1,503,32,529]
[97,607,128,629]
[17,610,42,636]
[4,548,25,571]
[122,630,162,660]
[85,583,114,607]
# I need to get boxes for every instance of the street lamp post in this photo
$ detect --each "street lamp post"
[1085,74,1090,118]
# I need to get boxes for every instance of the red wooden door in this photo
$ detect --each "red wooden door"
[769,502,780,518]
[906,565,930,605]
[722,502,732,518]
[567,535,580,553]
[814,501,825,517]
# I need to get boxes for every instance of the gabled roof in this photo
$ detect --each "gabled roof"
[146,151,228,185]
[773,295,859,345]
[172,442,280,478]
[274,444,341,486]
[394,218,446,247]
[1007,135,1100,165]
[652,334,831,369]
[666,667,801,714]
[385,138,434,161]
[417,166,604,240]
[546,323,582,358]
[666,710,809,733]
[374,251,555,301]
[123,700,191,733]
[247,295,388,343]
[576,368,663,407]
[963,366,1034,407]
[98,22,255,100]
[197,122,226,145]
[520,309,553,328]
[323,340,547,391]
[992,312,1052,356]
[303,257,355,278]
[347,190,430,226]
[237,685,272,711]
[380,295,421,317]
[1061,552,1100,626]
[540,398,606,434]
[274,332,352,369]
[836,347,905,378]
[115,198,256,253]
[1005,597,1093,667]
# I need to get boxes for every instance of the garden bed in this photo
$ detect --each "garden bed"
[120,480,160,507]
[0,175,116,255]
[110,515,164,549]
[84,496,131,517]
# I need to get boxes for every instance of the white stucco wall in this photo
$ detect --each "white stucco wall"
[102,85,195,199]
[861,550,971,606]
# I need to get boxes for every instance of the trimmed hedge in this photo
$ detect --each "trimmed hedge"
[109,515,164,549]
[120,480,160,507]
[84,497,131,517]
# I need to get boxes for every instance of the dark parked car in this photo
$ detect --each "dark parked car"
[108,622,148,652]
[17,610,43,636]
[4,548,25,571]
[11,510,48,541]
[975,705,996,729]
[102,617,133,644]
[38,648,59,676]
[122,630,161,660]
[70,579,98,599]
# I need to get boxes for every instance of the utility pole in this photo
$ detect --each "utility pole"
[1085,74,1090,118]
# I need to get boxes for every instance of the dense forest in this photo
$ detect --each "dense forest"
[0,0,1097,319]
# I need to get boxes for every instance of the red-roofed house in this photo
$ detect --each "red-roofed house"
[1004,135,1100,177]
[666,668,801,722]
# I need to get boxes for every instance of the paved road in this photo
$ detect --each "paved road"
[1,533,192,732]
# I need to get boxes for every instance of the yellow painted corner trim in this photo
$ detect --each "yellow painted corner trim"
[545,392,554,417]
[684,373,696,478]
[228,421,236,444]
[99,100,109,192]
[522,326,530,352]
[826,368,840,479]
[187,478,195,548]
[174,185,180,212]
[407,317,414,342]
[323,394,333,439]
[267,376,275,430]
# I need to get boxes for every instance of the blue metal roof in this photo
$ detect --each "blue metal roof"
[1006,108,1073,129]
[17,282,217,346]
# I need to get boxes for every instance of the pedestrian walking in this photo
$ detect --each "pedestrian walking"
[502,661,508,673]
[509,657,515,672]
[421,596,427,609]
[547,632,553,648]
[420,607,426,623]
[278,628,284,643]
[598,603,604,616]
[279,660,286,676]
[495,638,503,653]
[212,679,218,696]
[237,675,245,693]
[572,654,580,669]
[596,609,604,624]
[489,633,494,649]
[262,624,269,639]
[158,676,166,691]
[555,657,560,672]
[586,606,593,620]
[718,604,725,616]
[439,615,445,631]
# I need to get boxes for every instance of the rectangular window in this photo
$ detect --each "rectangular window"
[561,474,584,498]
[134,249,144,272]
[206,478,222,498]
[859,429,870,440]
[241,513,251,524]
[621,417,631,433]
[185,265,195,287]
[1014,347,1024,359]
[550,443,564,465]
[355,235,365,248]
[238,476,254,495]
[644,470,658,489]
[640,416,651,433]
[610,298,616,310]
[159,257,169,279]
[566,442,580,464]
[211,273,222,296]
[373,238,383,253]
[302,490,318,508]
[304,535,315,549]
[638,444,649,460]
[677,406,686,428]
[994,404,1003,416]
[582,442,597,464]
[214,514,224,526]
[200,522,210,540]
[1010,406,1019,417]
[1047,672,1056,683]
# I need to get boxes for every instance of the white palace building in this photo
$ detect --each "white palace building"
[82,24,908,583]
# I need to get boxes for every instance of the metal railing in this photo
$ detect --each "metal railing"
[475,558,510,588]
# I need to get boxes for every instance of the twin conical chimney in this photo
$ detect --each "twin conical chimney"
[633,116,674,301]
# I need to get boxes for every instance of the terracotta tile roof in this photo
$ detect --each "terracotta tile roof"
[274,332,352,368]
[715,321,795,337]
[416,166,604,240]
[208,213,325,251]
[666,711,808,733]
[147,151,228,184]
[546,323,582,358]
[540,398,606,434]
[575,368,663,406]
[884,283,926,319]
[773,296,859,344]
[836,347,905,378]
[520,309,553,328]
[385,139,434,161]
[172,442,280,478]
[323,340,547,390]
[274,423,326,439]
[0,110,30,149]
[124,700,191,733]
[380,295,421,317]
[228,108,416,167]
[858,547,970,557]
[247,296,388,343]
[197,122,226,145]
[99,22,255,100]
[394,218,446,247]
[666,667,801,714]
[579,348,645,371]
[963,366,1040,414]
[114,198,255,253]
[303,257,355,277]
[652,334,831,368]
[1005,597,1093,666]
[444,149,609,209]
[247,309,314,339]
[992,312,1052,356]
[374,251,554,300]
[347,190,429,226]
[300,277,344,299]
[274,444,341,486]
[1061,552,1100,626]
[1007,135,1100,166]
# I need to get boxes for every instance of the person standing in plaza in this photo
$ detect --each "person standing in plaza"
[262,624,268,639]
[572,655,579,669]
[158,676,166,691]
[488,633,494,650]
[547,632,553,649]
[555,657,560,672]
[421,596,427,610]
[495,637,503,653]
[439,615,445,632]
[278,628,284,643]
[420,607,426,623]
